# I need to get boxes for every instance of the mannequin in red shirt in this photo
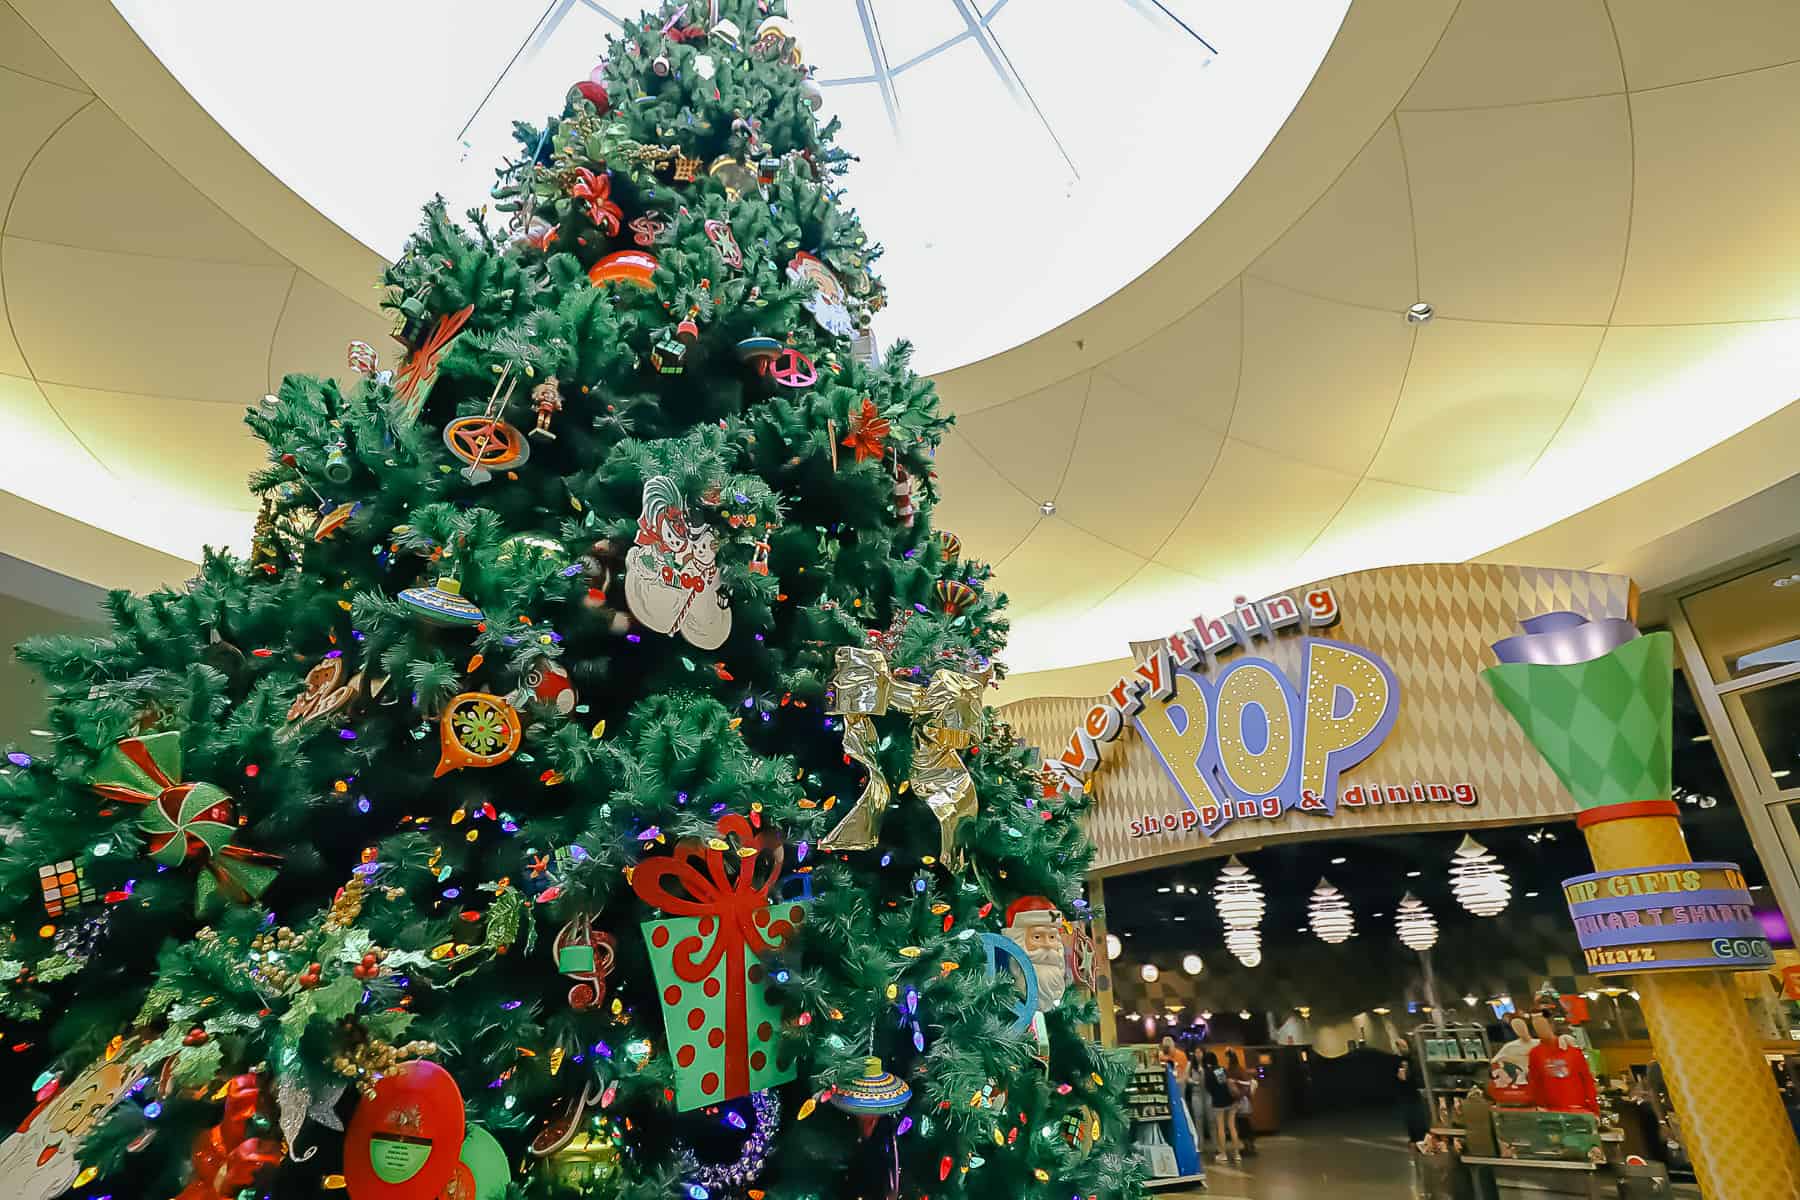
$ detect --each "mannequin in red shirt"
[1527,1013,1597,1113]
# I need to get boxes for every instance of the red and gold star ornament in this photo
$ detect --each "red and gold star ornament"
[569,168,622,235]
[841,399,891,464]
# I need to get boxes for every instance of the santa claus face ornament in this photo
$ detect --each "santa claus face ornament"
[786,252,854,337]
[0,1044,147,1200]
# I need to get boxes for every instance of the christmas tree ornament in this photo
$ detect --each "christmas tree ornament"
[518,658,577,715]
[710,17,742,48]
[788,252,854,336]
[829,1059,911,1129]
[650,333,687,374]
[676,313,701,344]
[393,305,474,425]
[694,52,717,79]
[288,658,358,725]
[685,1091,779,1192]
[933,579,976,616]
[398,576,486,627]
[343,1060,465,1200]
[575,64,610,115]
[802,76,824,111]
[632,814,804,1110]
[553,913,617,1009]
[174,1073,285,1200]
[704,218,743,269]
[313,501,358,541]
[37,859,94,918]
[629,211,673,246]
[1061,1105,1101,1158]
[978,931,1041,1036]
[0,1039,149,1200]
[347,341,381,375]
[569,168,622,235]
[821,647,983,866]
[753,16,802,66]
[274,1074,346,1165]
[708,155,759,200]
[543,1130,619,1192]
[529,376,563,439]
[841,398,890,463]
[325,439,353,482]
[735,334,781,368]
[892,462,915,526]
[588,249,658,289]
[442,413,531,483]
[749,538,771,576]
[441,1125,509,1200]
[624,475,733,650]
[652,52,671,76]
[674,153,702,182]
[528,1082,600,1159]
[764,347,816,389]
[937,530,961,560]
[434,693,523,776]
[88,732,281,909]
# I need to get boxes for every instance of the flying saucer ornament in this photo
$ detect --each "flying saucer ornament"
[435,692,522,777]
[588,249,658,289]
[787,252,854,337]
[399,577,486,627]
[938,530,962,560]
[735,335,782,368]
[442,415,530,484]
[705,218,743,269]
[708,155,759,200]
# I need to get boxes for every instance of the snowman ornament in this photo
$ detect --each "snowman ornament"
[624,476,732,650]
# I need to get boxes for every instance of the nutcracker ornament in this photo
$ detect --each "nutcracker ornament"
[530,376,563,440]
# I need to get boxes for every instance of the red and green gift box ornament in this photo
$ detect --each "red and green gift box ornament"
[88,732,281,912]
[631,814,805,1112]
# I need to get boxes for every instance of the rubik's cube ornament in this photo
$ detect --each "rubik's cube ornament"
[39,859,95,918]
[650,334,687,375]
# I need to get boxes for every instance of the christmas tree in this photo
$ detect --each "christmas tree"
[0,5,1144,1199]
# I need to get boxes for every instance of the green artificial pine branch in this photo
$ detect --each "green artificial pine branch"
[0,3,1147,1198]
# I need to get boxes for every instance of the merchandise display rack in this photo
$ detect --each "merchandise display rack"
[1123,1045,1204,1192]
[1412,1021,1492,1133]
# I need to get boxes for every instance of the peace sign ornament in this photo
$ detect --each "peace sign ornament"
[435,692,523,776]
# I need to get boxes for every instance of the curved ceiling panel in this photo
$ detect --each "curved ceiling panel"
[105,0,1349,375]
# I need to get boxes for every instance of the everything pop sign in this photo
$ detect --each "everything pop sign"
[1015,564,1637,868]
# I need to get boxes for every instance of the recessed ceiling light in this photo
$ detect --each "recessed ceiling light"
[1157,886,1171,893]
[1140,963,1160,982]
[1406,870,1421,878]
[1774,769,1793,779]
[1039,499,1057,515]
[1525,891,1539,898]
[1173,915,1186,921]
[1371,912,1384,918]
[1406,301,1434,324]
[1330,856,1347,865]
[1237,1010,1252,1020]
[1751,884,1766,891]
[1692,734,1712,743]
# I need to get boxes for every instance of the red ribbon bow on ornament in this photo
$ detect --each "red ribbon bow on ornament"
[632,816,799,1099]
[175,1074,284,1200]
[570,168,623,236]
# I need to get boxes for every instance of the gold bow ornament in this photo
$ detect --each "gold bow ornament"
[821,647,984,866]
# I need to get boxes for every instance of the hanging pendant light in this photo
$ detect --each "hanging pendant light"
[1395,891,1439,952]
[1214,855,1265,967]
[1308,878,1355,944]
[1449,835,1511,917]
[1223,927,1262,968]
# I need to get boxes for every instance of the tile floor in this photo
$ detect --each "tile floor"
[1153,1111,1704,1199]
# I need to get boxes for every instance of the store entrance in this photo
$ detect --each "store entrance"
[1098,800,1790,1193]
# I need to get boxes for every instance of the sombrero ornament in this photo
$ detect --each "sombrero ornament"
[88,732,281,912]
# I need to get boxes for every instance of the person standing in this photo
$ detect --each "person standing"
[1226,1051,1259,1158]
[1202,1051,1243,1164]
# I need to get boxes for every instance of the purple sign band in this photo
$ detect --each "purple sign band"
[1562,861,1743,885]
[1567,888,1756,918]
[1572,916,1762,949]
[1589,954,1773,976]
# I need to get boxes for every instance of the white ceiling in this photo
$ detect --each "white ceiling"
[106,0,1347,374]
[5,0,1800,686]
